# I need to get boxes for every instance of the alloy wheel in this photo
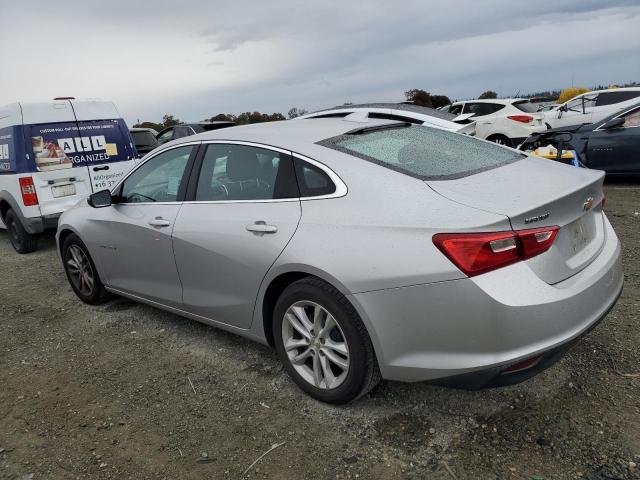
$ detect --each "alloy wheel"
[66,245,95,297]
[282,301,350,389]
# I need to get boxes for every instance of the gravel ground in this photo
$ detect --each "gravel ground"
[0,183,639,480]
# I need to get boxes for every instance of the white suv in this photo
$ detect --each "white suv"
[544,87,640,129]
[449,99,546,147]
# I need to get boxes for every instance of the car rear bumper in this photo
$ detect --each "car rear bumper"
[349,215,623,383]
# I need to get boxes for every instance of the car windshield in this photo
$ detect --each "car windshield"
[319,125,524,180]
[131,131,156,146]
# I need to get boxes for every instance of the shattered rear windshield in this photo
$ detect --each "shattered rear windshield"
[318,125,524,180]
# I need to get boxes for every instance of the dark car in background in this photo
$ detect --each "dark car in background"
[156,121,235,145]
[520,103,640,175]
[129,127,159,156]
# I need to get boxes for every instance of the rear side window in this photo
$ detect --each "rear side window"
[294,159,336,197]
[596,91,640,106]
[463,103,505,116]
[512,101,538,113]
[319,125,523,180]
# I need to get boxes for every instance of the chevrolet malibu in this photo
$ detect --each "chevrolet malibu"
[56,118,623,404]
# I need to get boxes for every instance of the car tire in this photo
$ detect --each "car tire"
[62,233,110,305]
[5,209,38,254]
[488,134,512,147]
[273,277,380,404]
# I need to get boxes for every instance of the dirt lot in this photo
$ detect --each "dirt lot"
[0,183,639,480]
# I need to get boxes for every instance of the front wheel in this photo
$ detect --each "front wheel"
[62,233,110,304]
[273,278,380,404]
[5,209,38,254]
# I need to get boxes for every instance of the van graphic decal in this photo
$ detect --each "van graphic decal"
[29,120,133,172]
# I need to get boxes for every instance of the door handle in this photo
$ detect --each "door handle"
[148,217,171,228]
[93,165,109,172]
[246,221,278,234]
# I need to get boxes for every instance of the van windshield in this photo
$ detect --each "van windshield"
[318,125,524,180]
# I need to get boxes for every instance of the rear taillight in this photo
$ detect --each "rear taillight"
[433,226,559,277]
[507,115,534,124]
[19,177,39,206]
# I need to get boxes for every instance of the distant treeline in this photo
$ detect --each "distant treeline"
[133,81,640,131]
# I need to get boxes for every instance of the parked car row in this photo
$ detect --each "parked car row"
[519,102,640,175]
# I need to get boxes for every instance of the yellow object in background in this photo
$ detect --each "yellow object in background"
[105,143,118,156]
[531,146,575,160]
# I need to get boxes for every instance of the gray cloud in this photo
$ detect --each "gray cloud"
[1,0,638,122]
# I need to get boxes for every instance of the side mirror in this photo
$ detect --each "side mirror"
[559,104,568,112]
[87,189,113,208]
[600,117,624,130]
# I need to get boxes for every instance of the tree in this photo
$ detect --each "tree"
[405,90,451,109]
[287,107,308,119]
[405,89,433,108]
[556,87,589,104]
[478,90,498,99]
[161,114,180,128]
[430,95,451,109]
[210,113,235,122]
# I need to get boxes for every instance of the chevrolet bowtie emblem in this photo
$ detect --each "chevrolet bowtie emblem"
[583,197,594,211]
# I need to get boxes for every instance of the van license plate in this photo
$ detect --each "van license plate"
[51,184,76,198]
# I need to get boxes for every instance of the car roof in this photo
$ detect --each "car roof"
[307,103,456,121]
[579,87,640,95]
[165,117,400,154]
[452,98,527,105]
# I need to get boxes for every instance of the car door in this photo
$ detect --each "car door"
[462,102,503,138]
[90,144,197,305]
[586,107,640,173]
[555,94,596,128]
[172,142,301,329]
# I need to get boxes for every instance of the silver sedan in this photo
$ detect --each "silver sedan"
[56,118,623,404]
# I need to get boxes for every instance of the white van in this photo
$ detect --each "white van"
[544,87,640,129]
[0,98,138,253]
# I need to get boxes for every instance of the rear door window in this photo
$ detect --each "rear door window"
[195,144,298,201]
[319,125,523,180]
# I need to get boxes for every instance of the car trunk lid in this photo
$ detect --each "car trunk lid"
[427,157,606,284]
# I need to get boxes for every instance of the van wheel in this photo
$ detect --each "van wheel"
[62,233,110,304]
[273,277,381,404]
[5,209,38,254]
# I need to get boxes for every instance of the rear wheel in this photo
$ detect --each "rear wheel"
[273,277,380,404]
[5,209,38,254]
[488,134,512,147]
[62,233,110,304]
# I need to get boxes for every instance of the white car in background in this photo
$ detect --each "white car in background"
[448,99,546,147]
[544,87,640,129]
[297,103,476,136]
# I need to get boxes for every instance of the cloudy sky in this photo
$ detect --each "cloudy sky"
[1,0,639,123]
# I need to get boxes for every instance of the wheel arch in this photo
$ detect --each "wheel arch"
[257,264,355,348]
